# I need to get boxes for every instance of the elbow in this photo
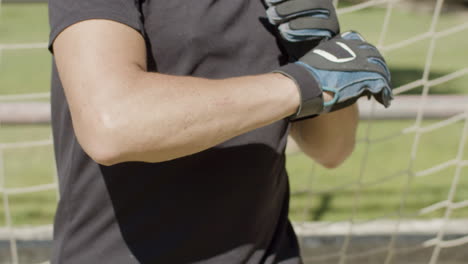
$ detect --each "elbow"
[320,158,345,169]
[314,138,356,169]
[74,98,173,165]
[74,110,129,166]
[319,160,340,169]
[66,71,152,166]
[86,142,122,166]
[80,130,123,166]
[89,151,120,167]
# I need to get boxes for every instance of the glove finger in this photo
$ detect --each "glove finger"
[367,57,391,81]
[337,87,393,111]
[358,42,378,51]
[289,16,339,35]
[278,23,333,42]
[274,0,334,19]
[354,44,385,64]
[341,31,365,41]
[342,42,389,80]
[265,0,287,7]
[266,6,329,25]
[335,88,392,109]
[372,87,393,107]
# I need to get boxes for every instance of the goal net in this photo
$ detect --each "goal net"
[0,0,467,263]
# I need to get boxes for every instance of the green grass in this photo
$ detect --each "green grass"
[288,119,468,222]
[0,124,57,226]
[0,120,466,226]
[0,3,51,96]
[0,3,467,95]
[0,3,49,44]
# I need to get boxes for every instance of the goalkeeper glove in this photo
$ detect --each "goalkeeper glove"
[276,31,393,121]
[265,0,340,59]
[265,0,339,42]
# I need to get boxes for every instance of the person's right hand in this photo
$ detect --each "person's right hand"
[275,31,393,121]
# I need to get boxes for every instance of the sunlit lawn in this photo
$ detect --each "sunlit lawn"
[0,120,466,226]
[0,3,467,96]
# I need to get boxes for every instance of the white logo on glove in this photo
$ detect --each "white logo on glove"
[313,42,356,63]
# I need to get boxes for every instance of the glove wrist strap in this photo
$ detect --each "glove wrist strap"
[274,63,324,121]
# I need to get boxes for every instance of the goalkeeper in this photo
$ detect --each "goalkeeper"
[48,0,392,263]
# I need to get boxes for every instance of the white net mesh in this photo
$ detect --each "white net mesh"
[289,0,468,263]
[0,0,467,263]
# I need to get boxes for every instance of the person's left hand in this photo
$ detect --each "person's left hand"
[265,0,340,59]
[265,0,339,42]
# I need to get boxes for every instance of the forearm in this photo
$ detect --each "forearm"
[83,71,299,165]
[291,103,359,168]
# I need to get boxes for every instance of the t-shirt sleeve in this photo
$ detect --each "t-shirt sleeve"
[48,0,144,53]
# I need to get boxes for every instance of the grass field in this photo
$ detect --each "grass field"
[1,3,468,96]
[0,119,466,226]
[288,119,468,222]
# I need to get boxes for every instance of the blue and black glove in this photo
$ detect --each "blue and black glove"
[276,31,393,121]
[265,0,339,42]
[265,0,340,59]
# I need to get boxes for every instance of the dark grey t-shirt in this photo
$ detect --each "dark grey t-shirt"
[48,0,301,263]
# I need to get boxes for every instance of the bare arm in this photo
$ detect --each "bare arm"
[290,102,359,169]
[53,19,300,165]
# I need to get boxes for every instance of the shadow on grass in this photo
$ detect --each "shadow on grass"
[390,67,466,95]
[311,194,333,221]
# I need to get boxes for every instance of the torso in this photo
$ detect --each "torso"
[50,1,301,263]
